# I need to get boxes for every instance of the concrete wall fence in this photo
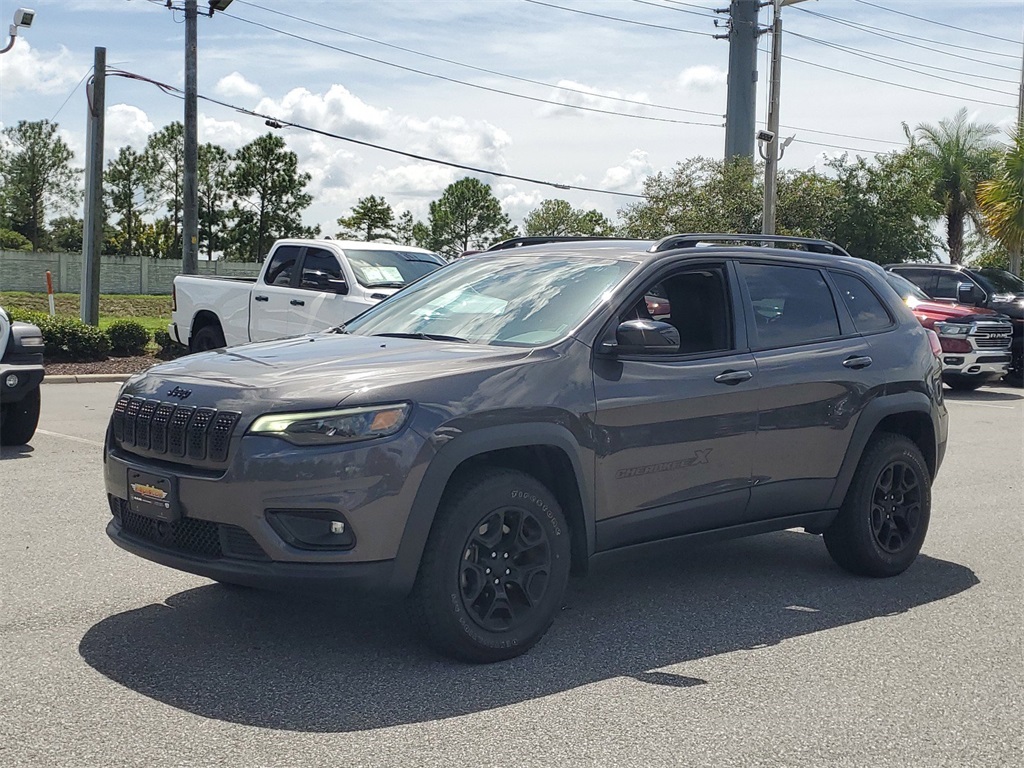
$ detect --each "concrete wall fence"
[0,251,261,295]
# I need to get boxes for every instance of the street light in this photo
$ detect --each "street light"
[760,0,814,236]
[1,7,36,54]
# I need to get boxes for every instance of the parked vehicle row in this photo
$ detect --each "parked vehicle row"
[104,234,948,662]
[169,239,447,352]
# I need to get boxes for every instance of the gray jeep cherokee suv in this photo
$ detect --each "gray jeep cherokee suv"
[104,234,948,662]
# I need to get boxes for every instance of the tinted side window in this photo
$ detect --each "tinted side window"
[300,247,343,289]
[934,273,963,300]
[831,272,893,333]
[897,269,937,296]
[739,263,840,347]
[263,246,301,287]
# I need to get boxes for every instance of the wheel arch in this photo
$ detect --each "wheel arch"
[390,424,594,595]
[827,393,939,510]
[189,311,225,351]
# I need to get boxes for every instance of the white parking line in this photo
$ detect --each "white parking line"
[952,402,1016,410]
[35,429,104,447]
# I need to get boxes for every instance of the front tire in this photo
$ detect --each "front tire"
[824,433,931,578]
[943,375,985,391]
[1,387,41,446]
[411,469,571,663]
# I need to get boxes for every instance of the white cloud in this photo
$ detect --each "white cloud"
[400,116,512,168]
[0,41,83,95]
[213,72,262,101]
[254,85,391,140]
[105,104,154,152]
[678,66,727,93]
[601,150,653,192]
[539,80,653,118]
[197,115,261,151]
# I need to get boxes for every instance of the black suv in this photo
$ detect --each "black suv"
[104,235,948,662]
[886,263,1024,383]
[0,307,45,446]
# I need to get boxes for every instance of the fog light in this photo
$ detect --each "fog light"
[4,374,19,388]
[266,509,355,550]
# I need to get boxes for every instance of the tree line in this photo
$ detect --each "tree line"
[0,108,1020,271]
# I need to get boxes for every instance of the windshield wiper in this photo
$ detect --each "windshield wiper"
[372,332,468,343]
[327,324,349,334]
[363,281,406,289]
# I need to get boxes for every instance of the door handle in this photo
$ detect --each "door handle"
[290,299,305,306]
[843,355,873,369]
[714,369,753,385]
[253,295,269,302]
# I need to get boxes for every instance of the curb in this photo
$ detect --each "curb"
[45,374,133,384]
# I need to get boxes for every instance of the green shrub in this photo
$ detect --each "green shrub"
[37,316,110,361]
[154,329,188,359]
[4,307,50,326]
[106,319,150,356]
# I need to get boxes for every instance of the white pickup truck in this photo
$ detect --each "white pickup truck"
[169,239,447,351]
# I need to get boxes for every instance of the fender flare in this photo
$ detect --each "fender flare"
[388,423,593,595]
[826,391,938,509]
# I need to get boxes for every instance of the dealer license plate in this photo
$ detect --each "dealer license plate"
[127,469,180,522]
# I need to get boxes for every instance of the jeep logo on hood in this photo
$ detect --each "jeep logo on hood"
[166,386,193,400]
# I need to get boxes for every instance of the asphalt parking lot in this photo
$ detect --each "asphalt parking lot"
[1,381,1021,767]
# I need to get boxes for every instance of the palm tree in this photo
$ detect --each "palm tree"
[977,125,1024,276]
[913,109,999,264]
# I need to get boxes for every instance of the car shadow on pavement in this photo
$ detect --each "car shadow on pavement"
[944,388,1022,402]
[78,531,978,733]
[0,445,34,460]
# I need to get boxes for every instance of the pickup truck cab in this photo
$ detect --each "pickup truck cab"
[170,239,446,351]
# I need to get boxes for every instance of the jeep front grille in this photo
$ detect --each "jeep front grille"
[112,395,240,464]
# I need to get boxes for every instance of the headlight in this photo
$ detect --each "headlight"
[248,403,410,446]
[934,322,970,337]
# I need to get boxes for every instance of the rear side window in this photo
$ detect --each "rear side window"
[895,269,937,296]
[831,272,893,333]
[739,263,841,347]
[263,246,301,286]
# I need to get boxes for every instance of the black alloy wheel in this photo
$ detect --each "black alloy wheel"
[459,507,553,633]
[869,460,923,554]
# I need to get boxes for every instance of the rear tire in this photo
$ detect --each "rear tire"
[824,433,931,578]
[190,324,226,353]
[1,387,41,446]
[410,469,571,663]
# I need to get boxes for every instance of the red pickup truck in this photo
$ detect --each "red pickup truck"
[884,272,1012,390]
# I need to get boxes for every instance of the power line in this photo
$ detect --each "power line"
[788,31,1017,96]
[630,0,718,19]
[783,53,1015,109]
[105,68,648,199]
[522,0,714,37]
[232,0,723,119]
[852,0,1022,46]
[793,6,1020,67]
[224,13,724,127]
[661,0,721,16]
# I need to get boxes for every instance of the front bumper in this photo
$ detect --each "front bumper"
[107,516,399,594]
[940,353,1010,379]
[0,363,44,403]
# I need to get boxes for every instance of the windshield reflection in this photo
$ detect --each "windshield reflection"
[346,255,635,347]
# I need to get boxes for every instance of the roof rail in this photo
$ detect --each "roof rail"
[650,233,851,257]
[485,235,637,252]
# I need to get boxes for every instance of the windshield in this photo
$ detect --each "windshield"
[344,249,446,288]
[884,272,931,302]
[345,254,636,346]
[976,268,1024,296]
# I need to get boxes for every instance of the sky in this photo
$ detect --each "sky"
[0,0,1021,236]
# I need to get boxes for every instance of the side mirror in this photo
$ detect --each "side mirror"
[302,271,349,295]
[957,282,981,305]
[606,319,680,355]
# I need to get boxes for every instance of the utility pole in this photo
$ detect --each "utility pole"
[81,46,105,326]
[761,0,783,235]
[1017,31,1023,131]
[720,0,761,160]
[183,0,199,275]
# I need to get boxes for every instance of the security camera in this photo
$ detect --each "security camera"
[757,129,776,143]
[13,8,35,28]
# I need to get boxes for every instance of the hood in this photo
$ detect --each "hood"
[905,296,994,321]
[124,332,532,411]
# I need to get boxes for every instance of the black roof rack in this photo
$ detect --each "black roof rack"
[485,236,639,252]
[651,233,851,257]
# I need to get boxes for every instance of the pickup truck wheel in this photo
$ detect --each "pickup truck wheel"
[191,325,226,352]
[411,469,571,663]
[1,387,41,446]
[824,433,930,578]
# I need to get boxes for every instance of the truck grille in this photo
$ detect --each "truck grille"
[112,395,240,464]
[109,496,268,561]
[972,322,1013,350]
